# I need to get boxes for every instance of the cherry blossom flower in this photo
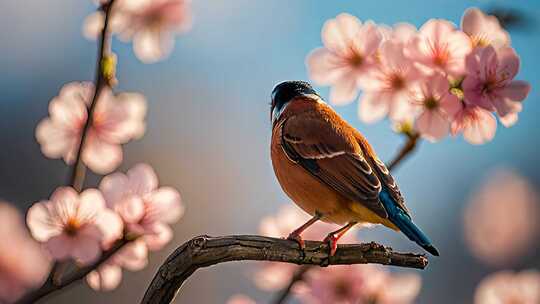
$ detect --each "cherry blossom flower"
[475,270,540,304]
[463,169,539,266]
[36,82,147,174]
[461,8,510,48]
[294,265,421,304]
[85,0,193,63]
[227,294,257,304]
[463,46,530,121]
[405,19,472,77]
[358,38,422,123]
[62,128,178,293]
[0,202,51,303]
[86,239,148,291]
[306,13,383,105]
[26,187,123,265]
[99,163,184,251]
[254,205,360,291]
[410,74,460,141]
[451,104,497,145]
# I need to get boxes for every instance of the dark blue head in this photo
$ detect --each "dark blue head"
[271,81,318,123]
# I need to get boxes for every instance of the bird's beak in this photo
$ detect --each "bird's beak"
[270,102,275,124]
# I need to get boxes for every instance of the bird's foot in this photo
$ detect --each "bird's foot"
[287,232,305,251]
[323,233,339,257]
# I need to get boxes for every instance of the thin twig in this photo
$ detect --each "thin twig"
[68,0,116,192]
[387,132,420,172]
[141,235,428,304]
[271,265,310,304]
[271,133,422,303]
[15,238,129,304]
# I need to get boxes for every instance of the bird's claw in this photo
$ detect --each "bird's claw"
[287,232,305,251]
[323,233,339,257]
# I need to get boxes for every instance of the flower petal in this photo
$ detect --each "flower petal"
[116,240,148,271]
[321,13,362,53]
[496,46,520,80]
[498,80,531,102]
[306,48,347,85]
[145,187,184,224]
[83,11,104,40]
[358,92,389,123]
[45,234,76,261]
[82,135,123,174]
[329,74,359,105]
[464,110,497,145]
[127,163,158,195]
[416,110,449,141]
[500,112,519,127]
[356,21,383,56]
[142,223,172,251]
[99,172,130,208]
[79,188,106,216]
[35,119,77,162]
[26,201,61,242]
[116,195,145,224]
[133,29,174,63]
[71,234,102,265]
[94,209,124,247]
[86,263,122,291]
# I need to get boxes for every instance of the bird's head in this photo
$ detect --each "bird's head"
[271,80,318,124]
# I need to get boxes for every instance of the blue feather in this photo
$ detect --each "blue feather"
[379,189,439,256]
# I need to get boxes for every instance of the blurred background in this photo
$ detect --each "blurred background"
[1,0,539,303]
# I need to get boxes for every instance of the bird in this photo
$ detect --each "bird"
[270,80,439,257]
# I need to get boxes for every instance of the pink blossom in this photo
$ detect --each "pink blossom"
[124,0,193,63]
[294,265,421,304]
[463,169,539,266]
[358,38,422,123]
[84,0,192,63]
[306,13,383,105]
[463,46,530,121]
[99,163,184,251]
[36,82,147,174]
[410,74,460,141]
[294,265,374,304]
[379,23,417,44]
[86,239,148,291]
[227,294,257,304]
[255,205,359,291]
[405,19,472,77]
[451,104,497,145]
[461,7,510,48]
[0,202,51,303]
[361,268,421,304]
[475,270,540,304]
[26,187,123,265]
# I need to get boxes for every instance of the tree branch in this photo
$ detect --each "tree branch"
[141,235,428,304]
[68,0,116,192]
[15,238,129,304]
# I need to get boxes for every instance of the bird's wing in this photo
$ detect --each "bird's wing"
[357,138,410,215]
[280,111,388,219]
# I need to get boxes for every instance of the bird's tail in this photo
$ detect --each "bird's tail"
[380,190,440,256]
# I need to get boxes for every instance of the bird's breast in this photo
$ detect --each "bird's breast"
[270,124,352,225]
